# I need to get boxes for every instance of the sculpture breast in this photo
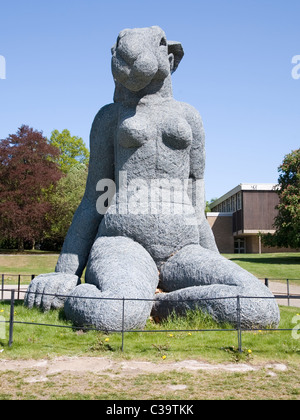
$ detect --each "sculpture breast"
[118,112,192,151]
[162,117,193,150]
[118,115,157,149]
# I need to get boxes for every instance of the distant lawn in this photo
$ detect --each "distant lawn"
[0,251,299,286]
[224,253,300,282]
[0,254,59,285]
[0,253,58,274]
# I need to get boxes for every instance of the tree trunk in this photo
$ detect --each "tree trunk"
[18,238,24,252]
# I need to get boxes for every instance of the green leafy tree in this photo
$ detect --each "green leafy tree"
[262,149,300,249]
[205,197,219,213]
[49,129,89,173]
[45,163,88,247]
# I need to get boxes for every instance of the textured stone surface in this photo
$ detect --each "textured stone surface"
[159,245,256,291]
[152,283,280,329]
[54,103,117,278]
[24,25,280,330]
[152,245,280,328]
[24,273,80,311]
[64,236,158,330]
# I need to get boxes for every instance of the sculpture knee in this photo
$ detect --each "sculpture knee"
[65,283,154,330]
[85,236,159,297]
[64,237,159,330]
[160,245,254,292]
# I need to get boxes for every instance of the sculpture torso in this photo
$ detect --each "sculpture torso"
[116,98,193,180]
[98,98,200,263]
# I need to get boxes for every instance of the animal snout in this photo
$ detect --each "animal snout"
[112,47,159,92]
[132,51,158,78]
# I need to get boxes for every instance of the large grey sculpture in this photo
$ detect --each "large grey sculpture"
[25,26,280,330]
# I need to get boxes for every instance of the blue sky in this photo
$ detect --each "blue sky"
[0,0,299,200]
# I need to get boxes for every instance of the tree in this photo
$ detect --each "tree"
[205,197,219,213]
[45,163,88,248]
[262,149,300,249]
[0,125,63,250]
[49,129,89,173]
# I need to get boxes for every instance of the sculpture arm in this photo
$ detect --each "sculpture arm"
[181,103,219,252]
[55,104,118,276]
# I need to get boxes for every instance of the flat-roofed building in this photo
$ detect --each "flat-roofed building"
[207,183,298,254]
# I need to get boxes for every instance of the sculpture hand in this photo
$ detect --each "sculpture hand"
[24,273,80,311]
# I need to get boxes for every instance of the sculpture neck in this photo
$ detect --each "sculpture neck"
[113,75,173,105]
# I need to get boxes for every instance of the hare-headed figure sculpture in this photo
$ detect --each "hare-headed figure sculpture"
[25,26,280,331]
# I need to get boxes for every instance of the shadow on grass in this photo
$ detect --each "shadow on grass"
[0,249,59,255]
[229,256,300,266]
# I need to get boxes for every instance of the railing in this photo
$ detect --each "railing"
[1,275,299,305]
[262,278,300,307]
[1,289,300,353]
[0,274,36,300]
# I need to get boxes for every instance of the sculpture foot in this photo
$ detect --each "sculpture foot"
[24,273,80,311]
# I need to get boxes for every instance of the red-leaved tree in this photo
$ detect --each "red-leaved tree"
[0,125,63,250]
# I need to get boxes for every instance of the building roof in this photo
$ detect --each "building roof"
[210,183,279,208]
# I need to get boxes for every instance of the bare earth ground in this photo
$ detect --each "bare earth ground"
[0,356,288,376]
[1,356,299,400]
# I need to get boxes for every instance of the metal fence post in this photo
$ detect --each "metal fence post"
[9,290,15,347]
[236,295,242,353]
[287,279,290,307]
[18,275,21,300]
[121,297,125,352]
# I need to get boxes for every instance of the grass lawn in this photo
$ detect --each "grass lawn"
[0,250,299,400]
[0,254,59,285]
[0,303,299,363]
[0,303,299,400]
[225,253,300,282]
[0,252,299,286]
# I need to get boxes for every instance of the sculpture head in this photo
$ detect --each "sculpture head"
[111,26,184,93]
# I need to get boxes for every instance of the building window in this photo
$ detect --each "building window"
[226,199,231,212]
[234,238,246,254]
[237,192,242,210]
[232,195,236,212]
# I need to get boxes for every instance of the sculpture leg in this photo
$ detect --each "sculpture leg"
[153,245,280,328]
[64,236,159,331]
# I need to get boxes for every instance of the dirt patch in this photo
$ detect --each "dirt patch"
[0,357,297,400]
[0,356,287,377]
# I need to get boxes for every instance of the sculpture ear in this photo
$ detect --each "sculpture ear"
[168,41,184,73]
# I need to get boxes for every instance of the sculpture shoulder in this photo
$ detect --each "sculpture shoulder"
[90,103,120,145]
[178,102,204,130]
